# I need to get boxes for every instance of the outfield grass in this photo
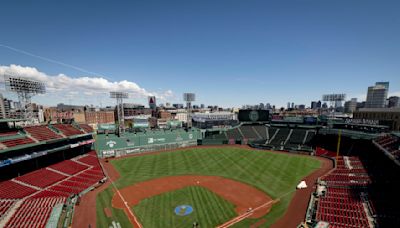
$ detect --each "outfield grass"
[134,186,236,227]
[96,147,321,228]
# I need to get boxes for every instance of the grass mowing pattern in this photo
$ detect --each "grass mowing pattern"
[134,186,236,228]
[96,187,132,228]
[96,147,321,228]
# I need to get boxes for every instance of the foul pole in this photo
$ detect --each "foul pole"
[336,129,342,160]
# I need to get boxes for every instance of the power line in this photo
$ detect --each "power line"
[0,43,112,80]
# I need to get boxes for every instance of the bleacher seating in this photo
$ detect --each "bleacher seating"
[79,124,94,133]
[5,197,65,228]
[269,128,290,146]
[268,128,278,139]
[374,134,400,161]
[0,181,37,199]
[304,130,315,144]
[0,150,105,227]
[49,160,88,175]
[77,154,101,166]
[0,137,35,148]
[30,190,70,199]
[253,125,267,139]
[239,125,260,139]
[52,124,83,137]
[24,125,62,141]
[288,129,306,146]
[0,200,16,219]
[226,128,242,139]
[15,169,67,188]
[315,156,371,227]
[0,131,19,137]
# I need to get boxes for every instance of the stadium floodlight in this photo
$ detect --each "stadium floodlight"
[322,93,346,117]
[322,94,346,102]
[110,91,129,134]
[4,74,46,125]
[183,93,195,128]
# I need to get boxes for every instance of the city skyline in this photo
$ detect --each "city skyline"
[0,1,400,108]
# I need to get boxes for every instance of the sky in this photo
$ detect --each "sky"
[0,0,399,108]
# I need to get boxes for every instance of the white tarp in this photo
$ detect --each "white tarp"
[296,180,307,189]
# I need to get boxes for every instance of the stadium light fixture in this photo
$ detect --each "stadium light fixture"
[110,91,129,135]
[4,74,46,125]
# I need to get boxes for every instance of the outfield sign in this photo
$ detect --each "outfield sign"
[345,119,379,125]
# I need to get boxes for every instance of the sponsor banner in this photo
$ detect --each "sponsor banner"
[70,143,80,148]
[102,150,115,157]
[125,148,140,154]
[147,137,166,144]
[345,119,379,125]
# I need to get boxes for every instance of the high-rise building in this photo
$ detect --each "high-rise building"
[344,98,357,113]
[287,102,290,110]
[365,82,389,108]
[173,103,184,109]
[0,93,6,118]
[388,96,400,108]
[311,101,318,109]
[0,94,12,119]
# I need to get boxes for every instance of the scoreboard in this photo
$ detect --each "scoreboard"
[238,110,269,122]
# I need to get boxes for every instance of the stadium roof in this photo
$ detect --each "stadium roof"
[333,122,389,129]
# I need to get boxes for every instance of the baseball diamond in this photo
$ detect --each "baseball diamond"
[94,146,323,227]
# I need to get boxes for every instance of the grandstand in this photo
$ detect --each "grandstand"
[238,125,260,140]
[373,133,400,165]
[24,126,62,142]
[0,123,91,153]
[226,127,243,140]
[0,151,105,228]
[203,124,318,151]
[253,125,267,139]
[269,128,290,146]
[52,124,84,137]
[78,124,94,134]
[305,135,400,228]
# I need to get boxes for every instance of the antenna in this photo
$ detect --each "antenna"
[110,91,128,134]
[4,74,46,125]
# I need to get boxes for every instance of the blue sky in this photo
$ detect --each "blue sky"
[0,0,399,108]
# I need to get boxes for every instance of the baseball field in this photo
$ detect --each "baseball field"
[96,147,322,227]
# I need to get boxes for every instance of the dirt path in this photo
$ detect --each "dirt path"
[71,159,118,228]
[112,175,273,220]
[270,156,333,228]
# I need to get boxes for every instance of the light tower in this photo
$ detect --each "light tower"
[110,91,128,134]
[322,93,346,117]
[183,93,195,128]
[4,74,46,125]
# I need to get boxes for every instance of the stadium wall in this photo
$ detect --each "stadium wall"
[96,128,200,158]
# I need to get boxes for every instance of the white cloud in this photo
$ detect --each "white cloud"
[389,91,400,97]
[0,64,174,105]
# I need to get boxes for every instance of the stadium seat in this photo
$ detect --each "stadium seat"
[52,124,84,137]
[0,137,35,148]
[24,125,63,141]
